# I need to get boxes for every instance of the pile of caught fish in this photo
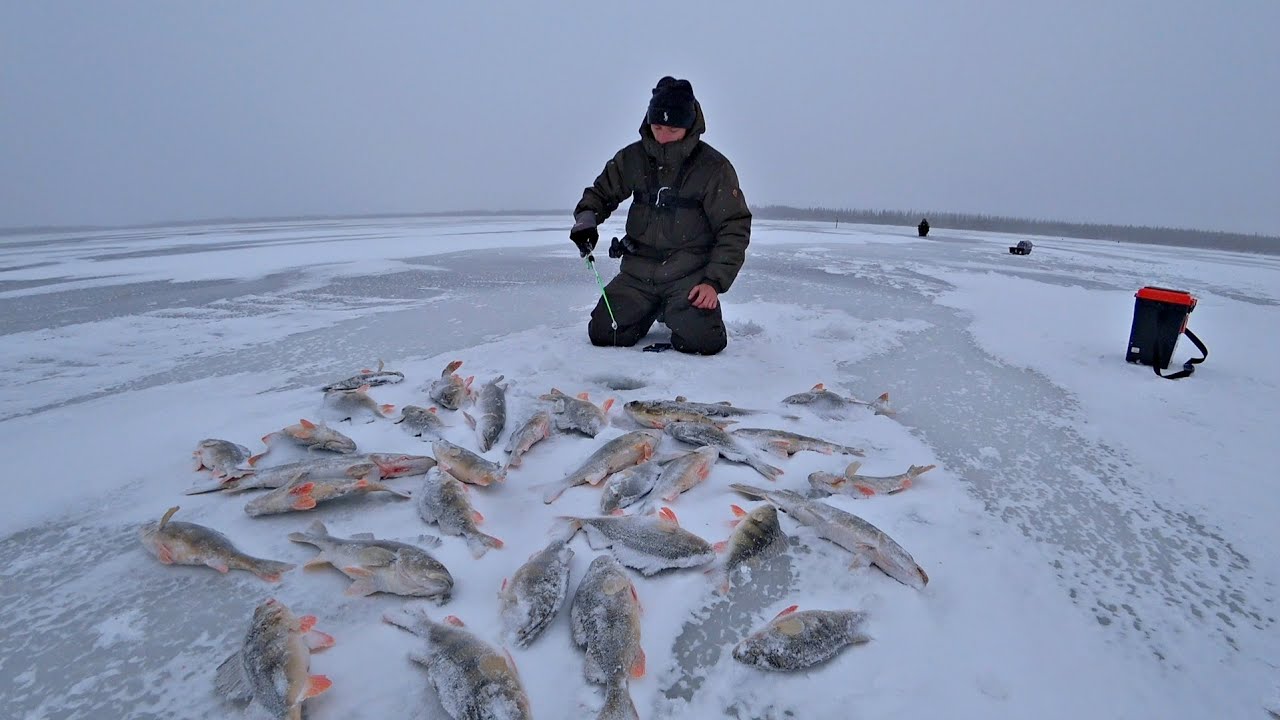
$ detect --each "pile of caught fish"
[145,359,937,719]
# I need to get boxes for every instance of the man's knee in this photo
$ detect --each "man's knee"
[588,316,641,347]
[670,315,727,355]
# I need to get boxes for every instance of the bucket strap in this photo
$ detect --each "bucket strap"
[1154,328,1208,380]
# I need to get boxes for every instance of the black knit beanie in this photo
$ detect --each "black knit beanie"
[647,76,696,129]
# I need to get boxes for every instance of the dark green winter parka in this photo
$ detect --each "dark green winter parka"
[573,101,752,294]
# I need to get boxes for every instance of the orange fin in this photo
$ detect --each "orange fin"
[293,494,318,510]
[730,504,747,517]
[306,629,335,650]
[299,615,317,633]
[602,398,615,413]
[156,544,174,564]
[247,453,264,466]
[444,615,465,627]
[289,482,316,495]
[658,507,679,525]
[713,541,727,553]
[774,604,799,619]
[630,648,646,678]
[304,675,332,698]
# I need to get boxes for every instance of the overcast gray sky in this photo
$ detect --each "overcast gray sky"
[2,2,1277,235]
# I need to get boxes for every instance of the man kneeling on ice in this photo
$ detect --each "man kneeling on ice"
[569,76,752,356]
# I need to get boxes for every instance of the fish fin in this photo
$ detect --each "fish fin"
[910,464,937,477]
[305,629,335,650]
[549,516,583,542]
[577,391,590,400]
[303,554,330,569]
[289,482,315,496]
[156,543,175,565]
[158,506,180,529]
[852,483,877,497]
[206,559,230,574]
[214,651,253,704]
[500,577,507,592]
[356,384,371,394]
[444,615,465,627]
[380,404,395,416]
[610,508,625,516]
[260,433,274,444]
[298,418,317,429]
[811,383,825,391]
[774,604,800,619]
[344,577,378,596]
[630,648,646,678]
[730,504,747,517]
[292,494,318,511]
[443,360,463,376]
[298,615,317,632]
[658,507,679,525]
[713,541,727,553]
[351,532,375,540]
[843,461,863,477]
[304,675,332,699]
[246,453,265,467]
[602,398,615,414]
[471,510,484,524]
[463,412,476,429]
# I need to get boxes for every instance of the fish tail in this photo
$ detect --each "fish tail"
[728,482,770,499]
[749,459,785,482]
[599,677,637,720]
[550,516,583,543]
[466,531,504,558]
[214,650,253,704]
[245,558,295,583]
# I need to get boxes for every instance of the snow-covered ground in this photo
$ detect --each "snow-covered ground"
[1,215,1276,719]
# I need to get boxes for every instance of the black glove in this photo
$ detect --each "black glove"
[570,212,599,258]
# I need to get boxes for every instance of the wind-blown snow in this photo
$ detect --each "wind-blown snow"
[1,216,1275,719]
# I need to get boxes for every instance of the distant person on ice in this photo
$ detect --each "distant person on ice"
[568,76,752,356]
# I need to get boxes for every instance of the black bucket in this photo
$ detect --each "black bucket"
[1126,286,1197,370]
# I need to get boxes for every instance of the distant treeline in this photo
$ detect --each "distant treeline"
[753,205,1280,255]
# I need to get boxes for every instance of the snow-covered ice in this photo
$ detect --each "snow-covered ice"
[1,215,1276,719]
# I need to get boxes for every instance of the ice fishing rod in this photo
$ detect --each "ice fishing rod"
[583,252,618,330]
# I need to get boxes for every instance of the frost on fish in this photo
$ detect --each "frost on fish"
[464,374,507,452]
[432,438,506,486]
[395,405,447,441]
[641,445,718,511]
[663,421,782,482]
[193,438,254,480]
[499,539,574,648]
[288,520,452,600]
[560,510,714,576]
[138,506,295,582]
[320,360,405,392]
[731,427,866,458]
[541,388,613,437]
[542,429,662,504]
[570,555,645,720]
[730,483,929,590]
[809,461,936,497]
[214,598,334,720]
[599,460,665,514]
[321,385,395,423]
[711,503,785,593]
[417,468,504,558]
[427,360,473,410]
[383,608,532,720]
[781,382,892,417]
[244,473,411,517]
[732,606,870,671]
[504,410,554,469]
[259,418,357,457]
